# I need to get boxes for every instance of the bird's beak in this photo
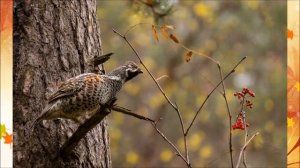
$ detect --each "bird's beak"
[138,68,143,74]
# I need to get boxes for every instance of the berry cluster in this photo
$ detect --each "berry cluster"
[232,111,249,130]
[234,88,255,100]
[232,88,255,130]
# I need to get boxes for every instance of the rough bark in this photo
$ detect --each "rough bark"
[13,0,111,167]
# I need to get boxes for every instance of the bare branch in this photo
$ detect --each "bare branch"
[112,28,191,167]
[112,104,189,167]
[217,64,234,168]
[112,105,154,122]
[186,56,247,135]
[236,132,259,168]
[151,122,190,167]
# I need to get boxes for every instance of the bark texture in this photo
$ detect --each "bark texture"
[13,0,111,167]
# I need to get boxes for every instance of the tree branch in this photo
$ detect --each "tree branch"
[111,105,189,167]
[185,56,247,135]
[60,105,111,158]
[217,64,234,168]
[151,122,190,167]
[236,132,259,168]
[112,105,154,122]
[112,28,191,167]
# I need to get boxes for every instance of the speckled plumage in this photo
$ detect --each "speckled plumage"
[32,62,142,128]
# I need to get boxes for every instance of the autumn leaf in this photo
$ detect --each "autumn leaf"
[0,124,7,139]
[287,29,294,40]
[288,118,295,127]
[170,34,179,43]
[185,51,193,62]
[3,133,13,144]
[152,25,159,42]
[160,27,170,39]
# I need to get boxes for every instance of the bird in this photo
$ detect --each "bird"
[31,61,143,130]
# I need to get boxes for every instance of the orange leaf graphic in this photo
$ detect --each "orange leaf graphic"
[185,51,193,62]
[152,25,159,42]
[287,29,294,40]
[3,133,13,144]
[170,34,179,43]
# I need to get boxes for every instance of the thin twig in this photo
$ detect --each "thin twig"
[236,132,259,168]
[151,122,190,167]
[124,22,150,37]
[112,105,154,122]
[113,28,191,167]
[175,102,190,166]
[186,56,247,135]
[242,114,248,168]
[180,44,219,64]
[111,104,189,167]
[217,64,234,168]
[112,28,179,113]
[238,98,248,168]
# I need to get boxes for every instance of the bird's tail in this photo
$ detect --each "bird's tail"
[30,112,46,133]
[29,104,54,134]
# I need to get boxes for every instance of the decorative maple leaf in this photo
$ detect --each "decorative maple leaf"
[287,29,294,40]
[288,118,295,128]
[0,124,7,140]
[3,133,13,144]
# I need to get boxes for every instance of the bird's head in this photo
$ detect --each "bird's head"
[108,61,143,83]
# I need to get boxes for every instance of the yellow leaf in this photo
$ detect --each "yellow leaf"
[126,151,139,164]
[288,118,295,128]
[160,149,173,162]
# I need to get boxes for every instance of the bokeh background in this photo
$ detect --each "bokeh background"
[96,1,286,167]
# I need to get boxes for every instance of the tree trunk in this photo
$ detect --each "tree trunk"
[13,0,111,167]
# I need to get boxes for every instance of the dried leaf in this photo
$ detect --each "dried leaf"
[185,51,193,62]
[161,24,175,30]
[152,25,159,42]
[160,27,170,39]
[170,34,179,43]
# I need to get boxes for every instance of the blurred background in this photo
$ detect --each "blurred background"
[96,0,286,167]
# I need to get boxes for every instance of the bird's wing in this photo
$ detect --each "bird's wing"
[48,74,94,103]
